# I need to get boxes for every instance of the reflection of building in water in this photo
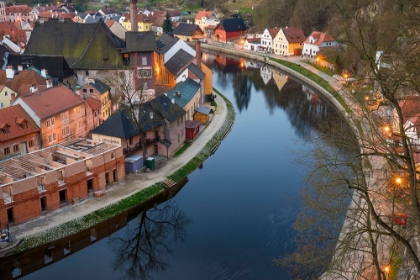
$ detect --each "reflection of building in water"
[273,71,288,91]
[214,55,243,73]
[0,139,125,226]
[302,85,322,104]
[260,65,273,85]
[244,60,260,69]
[0,177,189,279]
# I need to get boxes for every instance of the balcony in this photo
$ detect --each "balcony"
[123,137,159,157]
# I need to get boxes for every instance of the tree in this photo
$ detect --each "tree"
[277,1,420,278]
[162,13,173,34]
[110,201,191,279]
[105,70,156,165]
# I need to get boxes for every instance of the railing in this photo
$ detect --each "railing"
[123,136,160,157]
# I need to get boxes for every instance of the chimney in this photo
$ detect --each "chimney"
[39,17,44,23]
[41,68,47,78]
[129,0,138,31]
[195,40,202,69]
[30,84,38,93]
[17,65,23,71]
[75,88,81,95]
[5,65,14,79]
[46,78,53,88]
[176,91,181,98]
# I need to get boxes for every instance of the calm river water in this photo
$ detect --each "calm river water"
[4,53,349,280]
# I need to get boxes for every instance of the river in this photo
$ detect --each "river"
[2,53,351,280]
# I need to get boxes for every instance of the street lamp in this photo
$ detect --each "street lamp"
[384,265,390,280]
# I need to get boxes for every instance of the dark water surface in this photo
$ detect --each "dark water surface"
[4,53,345,280]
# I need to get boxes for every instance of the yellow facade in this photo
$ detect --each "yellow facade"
[0,86,15,108]
[122,21,153,32]
[201,63,213,96]
[100,90,112,122]
[273,29,303,56]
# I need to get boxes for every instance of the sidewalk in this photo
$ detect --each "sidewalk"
[12,96,228,240]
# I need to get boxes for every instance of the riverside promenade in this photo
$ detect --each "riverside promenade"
[11,96,229,241]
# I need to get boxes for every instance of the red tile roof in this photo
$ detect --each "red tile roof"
[105,19,115,28]
[399,96,420,125]
[0,70,48,92]
[85,97,101,110]
[281,27,305,44]
[267,27,280,38]
[5,5,32,14]
[0,22,27,45]
[0,104,39,142]
[19,84,85,119]
[195,11,213,20]
[303,31,336,46]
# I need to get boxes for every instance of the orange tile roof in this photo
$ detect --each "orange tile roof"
[0,104,39,142]
[267,27,280,38]
[399,96,420,125]
[0,70,48,92]
[281,27,305,44]
[85,97,101,110]
[105,19,115,28]
[19,84,85,119]
[0,22,27,45]
[303,31,336,46]
[195,11,213,20]
[5,5,32,14]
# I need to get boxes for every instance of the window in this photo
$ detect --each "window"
[4,147,10,155]
[138,67,152,78]
[0,102,3,108]
[53,133,56,140]
[48,135,52,143]
[61,112,68,120]
[90,89,93,93]
[83,89,87,93]
[28,140,33,148]
[13,145,19,152]
[4,91,7,96]
[46,118,55,127]
[142,56,147,65]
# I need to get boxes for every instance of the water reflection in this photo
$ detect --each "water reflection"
[208,53,339,140]
[110,201,191,280]
[0,178,190,279]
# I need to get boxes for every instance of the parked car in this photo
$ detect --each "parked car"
[390,213,409,227]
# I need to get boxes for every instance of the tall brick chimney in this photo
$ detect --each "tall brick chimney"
[195,40,202,69]
[130,0,138,31]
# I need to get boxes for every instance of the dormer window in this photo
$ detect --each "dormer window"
[0,123,10,134]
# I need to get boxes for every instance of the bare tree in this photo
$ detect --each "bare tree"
[277,1,420,278]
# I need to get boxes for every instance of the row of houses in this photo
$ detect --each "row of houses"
[243,27,337,59]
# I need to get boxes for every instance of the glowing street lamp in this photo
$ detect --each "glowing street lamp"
[384,265,390,279]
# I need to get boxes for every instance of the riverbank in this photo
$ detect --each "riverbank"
[8,90,235,255]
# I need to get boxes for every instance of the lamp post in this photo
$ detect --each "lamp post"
[384,265,390,280]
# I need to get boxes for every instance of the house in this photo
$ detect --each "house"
[0,22,27,48]
[122,13,153,32]
[151,16,164,36]
[194,10,215,30]
[260,65,273,85]
[204,25,217,38]
[0,104,40,161]
[166,78,201,120]
[91,94,186,159]
[393,97,420,146]
[0,67,51,105]
[4,54,75,86]
[84,97,101,133]
[167,10,181,22]
[173,23,204,42]
[0,85,14,108]
[24,19,128,86]
[302,31,337,59]
[194,105,211,124]
[260,27,280,53]
[122,31,157,99]
[0,139,125,226]
[5,5,37,22]
[13,84,88,147]
[243,37,261,51]
[81,78,112,124]
[273,27,305,56]
[214,18,247,43]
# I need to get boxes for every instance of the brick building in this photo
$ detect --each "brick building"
[0,139,125,226]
